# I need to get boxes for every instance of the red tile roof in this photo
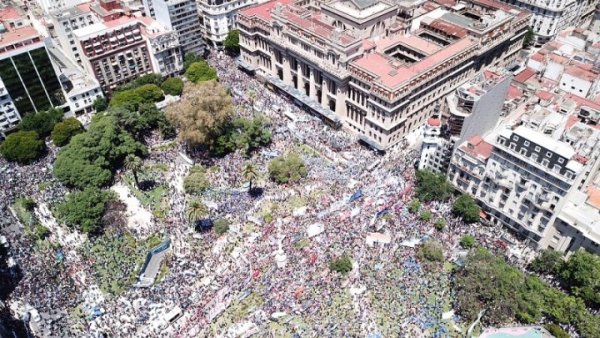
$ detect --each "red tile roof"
[513,68,535,83]
[506,85,523,100]
[564,65,597,82]
[530,53,544,62]
[0,7,23,21]
[462,135,493,160]
[567,94,600,111]
[240,0,294,21]
[565,115,580,130]
[536,90,554,101]
[0,26,40,52]
[427,19,467,38]
[427,117,441,126]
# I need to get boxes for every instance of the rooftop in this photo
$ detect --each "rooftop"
[0,26,41,52]
[513,125,575,159]
[240,0,295,21]
[351,35,476,89]
[462,135,493,160]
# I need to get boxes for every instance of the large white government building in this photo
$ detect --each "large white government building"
[237,0,529,150]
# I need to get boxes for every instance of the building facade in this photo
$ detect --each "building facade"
[238,0,529,150]
[0,27,66,137]
[199,0,267,47]
[50,2,101,67]
[498,0,598,45]
[143,0,204,56]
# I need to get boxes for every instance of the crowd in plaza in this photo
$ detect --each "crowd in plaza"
[0,50,536,337]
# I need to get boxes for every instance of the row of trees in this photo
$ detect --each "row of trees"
[454,248,600,337]
[530,249,600,309]
[414,170,481,223]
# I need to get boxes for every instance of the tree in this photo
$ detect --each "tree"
[185,60,217,83]
[0,131,45,164]
[134,84,164,103]
[544,324,569,338]
[18,108,64,138]
[452,194,480,223]
[93,96,108,112]
[417,240,444,262]
[110,90,143,110]
[212,116,272,156]
[268,153,308,184]
[186,200,207,225]
[54,113,146,189]
[459,235,476,249]
[530,249,563,275]
[183,52,202,72]
[224,29,240,55]
[161,77,184,96]
[166,81,234,148]
[419,210,432,222]
[124,154,143,189]
[183,166,210,194]
[415,170,454,202]
[559,249,600,308]
[51,117,83,146]
[434,218,446,231]
[523,27,535,48]
[329,255,353,274]
[242,163,259,192]
[408,199,421,214]
[56,188,114,234]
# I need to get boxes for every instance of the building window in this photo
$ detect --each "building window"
[524,141,530,146]
[542,159,550,167]
[558,158,564,164]
[513,135,519,141]
[535,146,541,152]
[546,151,552,158]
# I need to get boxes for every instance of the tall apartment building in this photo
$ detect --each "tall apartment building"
[198,0,267,47]
[0,26,66,137]
[237,0,529,150]
[497,0,598,45]
[448,100,600,253]
[143,0,204,56]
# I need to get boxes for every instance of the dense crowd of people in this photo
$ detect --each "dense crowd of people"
[0,50,534,337]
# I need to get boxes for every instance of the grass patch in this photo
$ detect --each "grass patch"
[154,141,177,152]
[294,238,310,249]
[13,198,36,226]
[38,181,52,191]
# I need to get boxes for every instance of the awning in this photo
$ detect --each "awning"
[237,59,255,72]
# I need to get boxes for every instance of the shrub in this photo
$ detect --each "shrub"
[329,255,353,274]
[18,108,64,138]
[268,153,307,184]
[51,117,83,147]
[160,77,184,96]
[544,324,569,338]
[56,188,114,234]
[415,170,454,202]
[460,235,476,249]
[0,131,45,164]
[452,194,481,223]
[185,60,217,83]
[183,166,210,194]
[419,210,432,222]
[408,199,421,214]
[418,240,444,262]
[434,218,446,231]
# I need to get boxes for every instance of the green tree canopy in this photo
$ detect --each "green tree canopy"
[417,240,444,262]
[56,188,114,234]
[161,77,184,96]
[530,249,563,275]
[559,249,600,308]
[0,131,45,164]
[214,219,230,235]
[452,194,480,223]
[18,108,64,138]
[185,60,218,83]
[53,113,146,189]
[415,170,454,202]
[115,73,163,92]
[93,96,108,112]
[183,52,203,72]
[329,255,353,274]
[135,84,164,103]
[212,116,272,156]
[523,27,535,48]
[183,166,210,194]
[224,29,240,55]
[110,90,144,110]
[51,117,84,147]
[268,153,308,184]
[459,234,476,249]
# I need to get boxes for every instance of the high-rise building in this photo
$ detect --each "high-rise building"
[448,98,600,254]
[494,0,597,45]
[0,26,66,137]
[237,0,529,150]
[198,0,267,48]
[143,0,204,56]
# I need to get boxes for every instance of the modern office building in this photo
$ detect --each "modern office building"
[0,26,66,137]
[143,0,204,56]
[198,0,267,47]
[496,0,598,45]
[237,0,529,150]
